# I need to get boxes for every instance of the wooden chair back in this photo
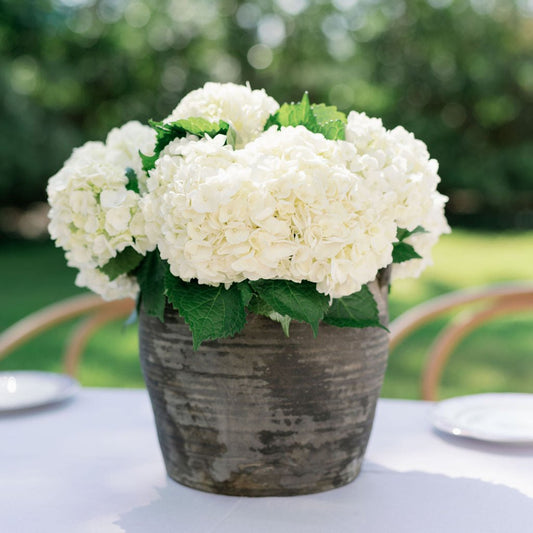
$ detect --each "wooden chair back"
[389,284,533,400]
[0,295,135,377]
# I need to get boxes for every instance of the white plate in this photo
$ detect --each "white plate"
[431,393,533,443]
[0,371,79,412]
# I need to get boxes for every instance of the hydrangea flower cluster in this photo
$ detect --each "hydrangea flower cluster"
[344,111,449,280]
[48,82,449,343]
[47,121,156,299]
[143,126,400,298]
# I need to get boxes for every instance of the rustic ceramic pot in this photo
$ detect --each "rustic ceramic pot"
[139,268,391,496]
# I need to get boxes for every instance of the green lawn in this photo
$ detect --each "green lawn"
[1,230,532,398]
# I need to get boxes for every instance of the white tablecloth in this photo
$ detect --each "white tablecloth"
[1,388,532,533]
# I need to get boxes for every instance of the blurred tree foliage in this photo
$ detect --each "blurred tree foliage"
[1,0,532,225]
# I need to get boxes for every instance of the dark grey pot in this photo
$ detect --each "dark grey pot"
[138,269,391,496]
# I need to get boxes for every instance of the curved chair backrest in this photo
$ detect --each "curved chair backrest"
[389,283,533,401]
[0,294,135,377]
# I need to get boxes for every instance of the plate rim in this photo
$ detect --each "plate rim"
[0,370,80,412]
[431,392,533,444]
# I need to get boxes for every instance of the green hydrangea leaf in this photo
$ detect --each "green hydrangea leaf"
[247,295,273,316]
[125,167,139,194]
[164,275,247,349]
[310,103,347,125]
[140,117,231,173]
[150,117,230,153]
[140,151,159,174]
[136,250,168,322]
[392,226,426,264]
[264,92,318,131]
[323,285,384,329]
[311,121,346,140]
[236,281,254,307]
[315,120,346,140]
[264,94,347,140]
[99,247,144,281]
[247,296,291,337]
[310,103,347,140]
[396,225,427,241]
[392,242,422,263]
[249,279,329,337]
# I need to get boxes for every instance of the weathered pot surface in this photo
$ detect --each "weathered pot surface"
[139,268,390,496]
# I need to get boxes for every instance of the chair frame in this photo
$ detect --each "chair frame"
[0,294,135,377]
[389,283,533,401]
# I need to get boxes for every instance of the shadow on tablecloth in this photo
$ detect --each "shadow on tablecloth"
[115,462,533,532]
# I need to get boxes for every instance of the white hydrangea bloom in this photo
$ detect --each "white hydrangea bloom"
[346,111,450,280]
[142,126,398,298]
[47,121,156,300]
[105,121,156,193]
[391,191,450,280]
[75,267,139,301]
[165,82,279,148]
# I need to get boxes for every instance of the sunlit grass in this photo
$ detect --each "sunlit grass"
[1,230,532,399]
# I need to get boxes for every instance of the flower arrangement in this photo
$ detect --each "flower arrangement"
[47,82,449,348]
